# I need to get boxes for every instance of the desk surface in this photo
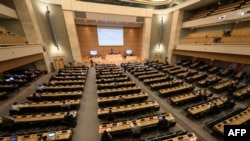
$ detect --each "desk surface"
[99,113,175,134]
[213,107,250,135]
[162,133,198,141]
[0,129,73,141]
[97,92,148,103]
[17,99,81,109]
[98,101,159,116]
[187,96,227,115]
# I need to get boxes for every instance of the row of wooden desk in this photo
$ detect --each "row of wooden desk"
[27,91,83,100]
[0,129,73,141]
[232,84,250,99]
[1,110,77,125]
[38,84,84,92]
[159,83,194,97]
[186,96,228,116]
[99,113,176,134]
[150,79,183,90]
[138,73,165,80]
[97,81,136,90]
[49,79,85,85]
[96,76,130,83]
[143,76,172,85]
[10,99,81,115]
[176,69,198,79]
[213,107,250,135]
[212,79,238,92]
[97,92,148,106]
[185,72,208,83]
[168,68,187,75]
[170,89,212,106]
[133,70,159,77]
[197,75,222,87]
[97,86,141,97]
[98,101,160,118]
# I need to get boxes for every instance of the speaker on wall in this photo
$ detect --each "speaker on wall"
[46,6,59,50]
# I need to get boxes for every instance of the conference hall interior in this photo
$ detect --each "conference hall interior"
[1,0,250,141]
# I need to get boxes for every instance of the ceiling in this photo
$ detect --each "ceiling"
[78,0,187,9]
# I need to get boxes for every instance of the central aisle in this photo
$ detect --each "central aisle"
[72,67,100,141]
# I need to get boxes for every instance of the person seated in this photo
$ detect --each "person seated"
[158,115,169,131]
[106,108,115,122]
[130,120,141,140]
[101,130,112,141]
[118,95,125,105]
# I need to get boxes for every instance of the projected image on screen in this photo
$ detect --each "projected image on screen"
[97,27,124,46]
[90,50,98,56]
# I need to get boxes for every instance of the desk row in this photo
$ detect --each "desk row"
[9,99,81,115]
[99,113,176,134]
[97,92,148,106]
[97,86,141,97]
[98,101,160,118]
[0,129,73,141]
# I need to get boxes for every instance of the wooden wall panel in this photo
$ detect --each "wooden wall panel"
[76,25,143,60]
[172,49,250,65]
[0,53,44,73]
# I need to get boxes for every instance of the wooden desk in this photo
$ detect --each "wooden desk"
[198,75,222,87]
[97,92,148,106]
[150,79,183,90]
[41,84,84,92]
[162,133,198,141]
[96,76,129,83]
[212,79,238,92]
[0,129,73,141]
[27,91,83,100]
[0,111,78,124]
[11,99,81,114]
[232,84,250,98]
[52,75,86,80]
[97,86,141,97]
[50,80,85,85]
[143,76,170,85]
[168,68,187,75]
[98,101,159,118]
[159,84,194,97]
[187,96,227,116]
[99,113,175,134]
[213,107,250,135]
[97,81,136,90]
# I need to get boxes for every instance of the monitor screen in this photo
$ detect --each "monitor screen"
[158,115,163,120]
[126,50,132,55]
[10,136,17,141]
[90,50,98,56]
[48,132,55,137]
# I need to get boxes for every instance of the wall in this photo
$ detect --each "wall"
[31,0,73,65]
[149,13,173,62]
[76,25,142,60]
[0,19,25,35]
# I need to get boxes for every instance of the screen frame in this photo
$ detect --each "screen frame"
[97,26,124,46]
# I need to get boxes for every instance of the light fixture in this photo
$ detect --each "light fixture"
[46,6,59,51]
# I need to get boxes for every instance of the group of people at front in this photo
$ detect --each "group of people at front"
[101,114,169,141]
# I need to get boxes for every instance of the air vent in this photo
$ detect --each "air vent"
[74,11,86,18]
